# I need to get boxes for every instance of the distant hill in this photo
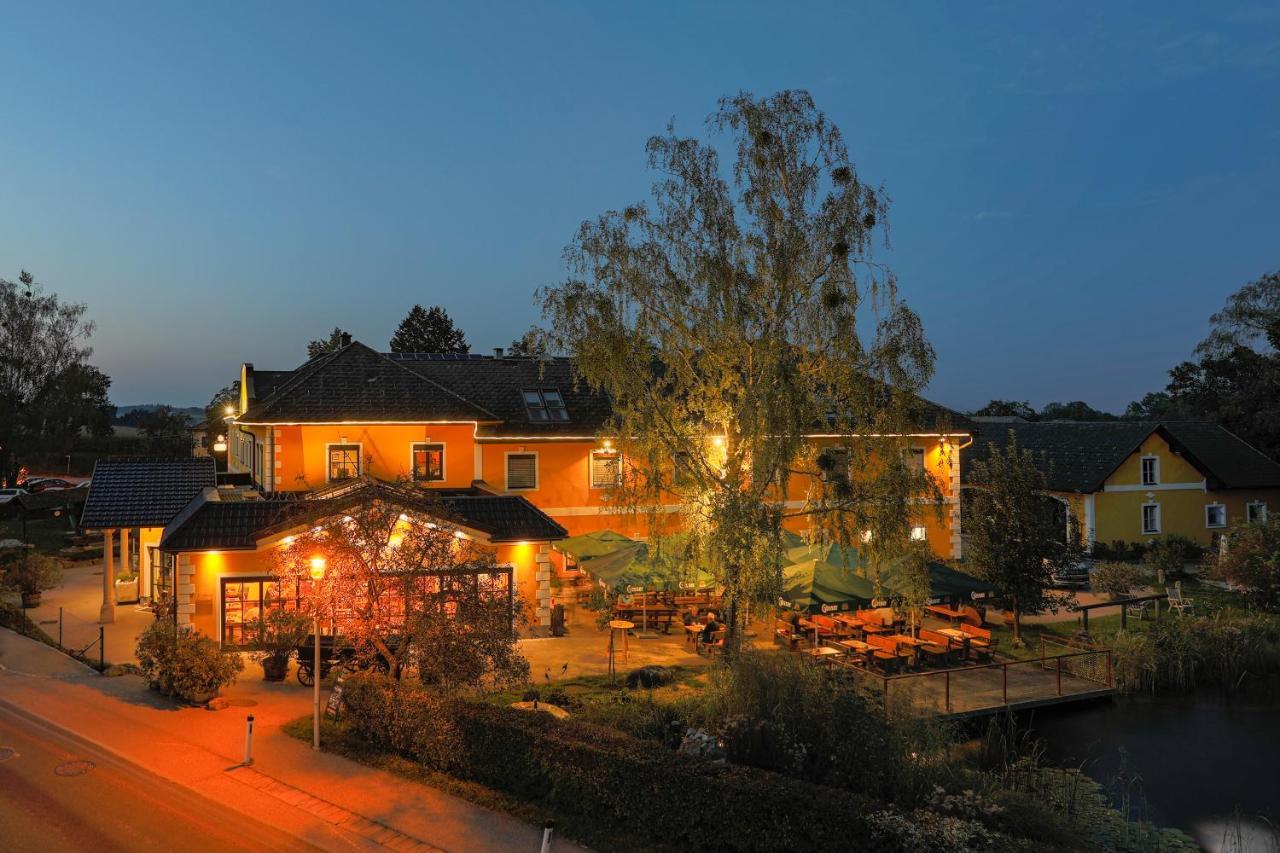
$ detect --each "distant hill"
[112,404,205,427]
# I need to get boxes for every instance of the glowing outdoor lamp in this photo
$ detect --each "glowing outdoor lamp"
[711,435,725,448]
[224,404,236,418]
[212,434,227,453]
[308,554,327,750]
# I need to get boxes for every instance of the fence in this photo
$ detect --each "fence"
[50,606,107,671]
[853,645,1114,717]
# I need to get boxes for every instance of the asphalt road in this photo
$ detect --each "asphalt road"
[0,703,315,852]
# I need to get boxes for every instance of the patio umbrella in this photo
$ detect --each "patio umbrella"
[778,544,877,614]
[579,543,669,592]
[553,529,636,562]
[877,556,996,603]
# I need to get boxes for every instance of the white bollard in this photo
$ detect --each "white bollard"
[243,714,255,766]
[540,820,554,853]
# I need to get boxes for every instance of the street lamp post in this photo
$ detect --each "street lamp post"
[309,555,327,750]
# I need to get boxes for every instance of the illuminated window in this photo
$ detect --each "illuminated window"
[1140,456,1159,486]
[506,453,538,490]
[590,451,621,489]
[818,447,851,482]
[910,526,927,541]
[522,389,569,422]
[327,444,361,482]
[1205,504,1226,529]
[411,443,445,482]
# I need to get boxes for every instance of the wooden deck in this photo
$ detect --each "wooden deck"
[841,648,1116,719]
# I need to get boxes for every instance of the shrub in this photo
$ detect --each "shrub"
[136,621,243,701]
[1089,561,1146,598]
[0,553,63,595]
[338,672,886,851]
[1095,540,1148,562]
[1144,535,1202,580]
[1110,612,1280,693]
[1212,517,1280,612]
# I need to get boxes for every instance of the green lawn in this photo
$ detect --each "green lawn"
[990,579,1249,660]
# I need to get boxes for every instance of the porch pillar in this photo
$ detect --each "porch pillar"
[100,529,116,624]
[535,543,552,634]
[175,554,195,630]
[119,527,131,580]
[139,535,152,600]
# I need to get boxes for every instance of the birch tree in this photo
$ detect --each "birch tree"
[541,91,943,649]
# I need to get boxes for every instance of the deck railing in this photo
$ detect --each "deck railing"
[835,644,1113,716]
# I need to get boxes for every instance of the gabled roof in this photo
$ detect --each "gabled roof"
[237,342,498,424]
[81,457,217,529]
[964,420,1280,492]
[160,479,566,551]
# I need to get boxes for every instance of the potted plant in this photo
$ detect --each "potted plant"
[114,570,139,605]
[1,553,63,608]
[136,620,244,703]
[248,608,310,682]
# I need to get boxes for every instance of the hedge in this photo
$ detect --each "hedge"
[341,674,878,851]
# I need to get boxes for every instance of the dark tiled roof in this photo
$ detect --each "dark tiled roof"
[965,421,1280,492]
[81,457,217,529]
[251,369,294,402]
[160,480,566,551]
[388,354,613,437]
[238,343,498,424]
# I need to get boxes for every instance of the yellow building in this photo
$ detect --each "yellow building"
[966,420,1280,550]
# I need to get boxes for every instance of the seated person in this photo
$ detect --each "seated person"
[682,607,699,627]
[701,615,721,644]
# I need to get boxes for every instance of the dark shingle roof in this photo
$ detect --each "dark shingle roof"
[388,354,613,437]
[238,343,498,424]
[965,420,1280,492]
[160,480,566,551]
[81,457,217,528]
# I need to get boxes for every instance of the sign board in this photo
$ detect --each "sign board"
[626,585,645,594]
[325,674,346,720]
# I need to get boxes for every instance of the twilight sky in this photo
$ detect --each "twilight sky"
[2,2,1277,411]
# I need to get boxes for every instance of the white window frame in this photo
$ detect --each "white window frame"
[909,526,927,541]
[410,442,446,483]
[325,442,363,483]
[504,451,539,491]
[589,450,622,490]
[1204,502,1226,529]
[1141,502,1161,535]
[1247,501,1268,524]
[1140,455,1159,486]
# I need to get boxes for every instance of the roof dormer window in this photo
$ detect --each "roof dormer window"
[523,388,569,422]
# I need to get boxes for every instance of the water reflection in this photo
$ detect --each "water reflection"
[1028,686,1280,850]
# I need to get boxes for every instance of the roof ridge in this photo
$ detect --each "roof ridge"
[368,343,503,421]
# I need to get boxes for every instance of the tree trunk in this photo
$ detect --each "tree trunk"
[1012,601,1023,646]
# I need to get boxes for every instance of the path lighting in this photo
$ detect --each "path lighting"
[308,555,327,750]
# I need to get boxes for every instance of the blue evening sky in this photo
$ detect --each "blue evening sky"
[2,2,1277,410]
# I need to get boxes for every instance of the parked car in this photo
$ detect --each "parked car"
[1051,558,1092,589]
[27,478,73,493]
[0,488,29,504]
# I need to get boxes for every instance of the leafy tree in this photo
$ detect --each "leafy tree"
[1122,391,1180,420]
[1037,400,1116,421]
[969,400,1035,420]
[541,91,940,650]
[506,326,547,357]
[138,406,194,456]
[893,542,934,636]
[390,305,469,353]
[1130,271,1280,458]
[1212,515,1280,612]
[307,327,349,359]
[203,382,239,456]
[0,271,106,484]
[273,484,528,690]
[965,434,1080,645]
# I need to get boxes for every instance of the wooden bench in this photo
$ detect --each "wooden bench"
[775,619,804,650]
[698,629,725,656]
[810,614,855,639]
[959,623,998,662]
[917,628,961,666]
[864,634,911,674]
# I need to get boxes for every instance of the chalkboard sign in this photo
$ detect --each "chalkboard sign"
[325,674,346,720]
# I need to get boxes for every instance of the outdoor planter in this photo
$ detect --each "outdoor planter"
[261,653,290,682]
[20,591,42,608]
[115,576,139,604]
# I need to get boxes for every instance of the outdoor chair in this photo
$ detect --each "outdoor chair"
[917,628,961,666]
[774,619,803,650]
[1166,585,1194,616]
[1125,599,1151,620]
[959,624,997,662]
[699,629,725,656]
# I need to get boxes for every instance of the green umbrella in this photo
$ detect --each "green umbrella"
[580,543,669,592]
[554,529,636,562]
[778,544,877,614]
[877,556,996,604]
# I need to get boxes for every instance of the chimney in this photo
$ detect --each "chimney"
[493,347,504,358]
[340,332,352,346]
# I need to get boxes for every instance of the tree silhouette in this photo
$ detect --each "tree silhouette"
[390,305,468,353]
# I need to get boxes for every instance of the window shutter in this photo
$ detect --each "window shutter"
[507,454,537,490]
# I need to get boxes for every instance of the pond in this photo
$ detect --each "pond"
[1029,685,1280,851]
